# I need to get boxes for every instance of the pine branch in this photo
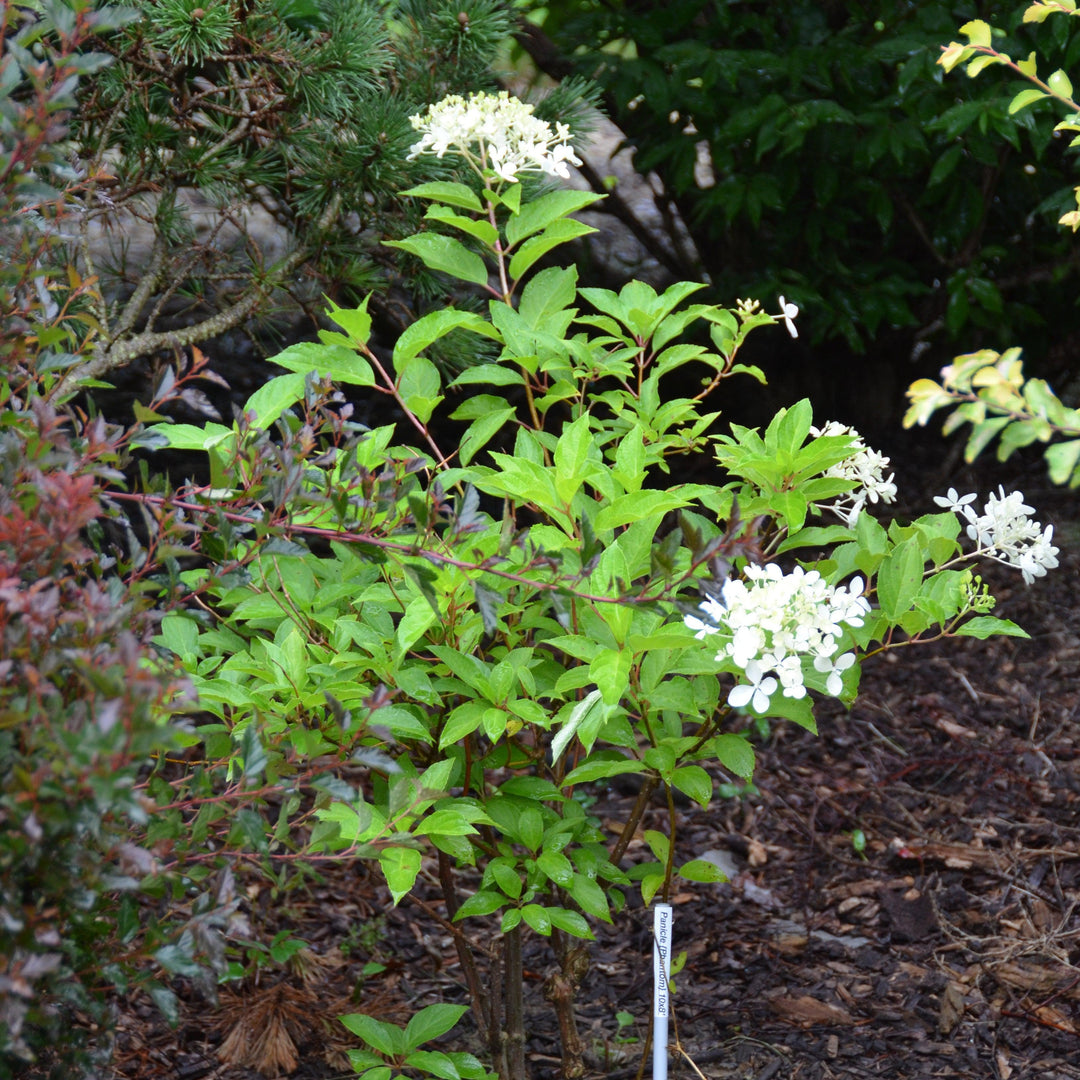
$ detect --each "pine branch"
[53,194,342,398]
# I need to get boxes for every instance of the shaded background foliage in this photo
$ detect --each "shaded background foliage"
[526,0,1080,427]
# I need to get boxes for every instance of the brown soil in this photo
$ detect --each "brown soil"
[107,445,1080,1080]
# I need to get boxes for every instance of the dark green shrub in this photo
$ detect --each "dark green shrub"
[531,0,1080,358]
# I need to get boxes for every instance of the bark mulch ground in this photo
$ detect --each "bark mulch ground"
[107,448,1080,1080]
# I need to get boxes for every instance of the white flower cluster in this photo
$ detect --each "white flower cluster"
[685,564,871,714]
[810,422,898,527]
[934,486,1059,584]
[407,91,582,183]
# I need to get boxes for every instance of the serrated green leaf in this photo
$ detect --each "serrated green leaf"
[380,846,421,904]
[271,341,375,386]
[594,491,691,531]
[508,218,596,279]
[242,373,307,428]
[402,181,483,211]
[561,756,646,787]
[567,873,612,921]
[385,234,489,286]
[551,689,604,765]
[954,616,1030,639]
[547,907,594,939]
[712,733,755,778]
[537,849,575,886]
[404,1004,469,1050]
[340,1013,406,1056]
[522,903,553,935]
[670,765,713,807]
[457,408,515,465]
[505,190,605,246]
[876,536,924,621]
[454,889,506,919]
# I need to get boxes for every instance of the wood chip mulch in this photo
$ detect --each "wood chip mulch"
[101,448,1080,1080]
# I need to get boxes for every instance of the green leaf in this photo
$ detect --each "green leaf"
[640,873,665,907]
[1049,69,1074,99]
[644,829,670,864]
[547,907,595,939]
[435,700,489,752]
[394,309,499,370]
[589,648,631,707]
[766,488,808,531]
[491,859,523,899]
[505,190,605,246]
[518,807,544,853]
[325,296,373,344]
[413,810,481,837]
[353,1066,391,1080]
[404,1051,461,1080]
[145,421,233,451]
[242,373,307,427]
[450,363,525,388]
[954,616,1030,639]
[340,1014,406,1057]
[594,491,691,531]
[404,1004,469,1051]
[554,413,593,500]
[454,889,506,919]
[380,846,422,904]
[425,204,499,245]
[567,874,612,921]
[398,355,443,424]
[397,594,438,655]
[960,19,992,47]
[1045,438,1080,486]
[402,181,483,211]
[876,536,924,621]
[146,982,180,1026]
[385,234,489,286]
[561,755,646,787]
[508,218,596,280]
[518,265,578,329]
[1009,87,1049,114]
[375,705,433,744]
[457,408,515,465]
[272,341,376,385]
[670,765,713,808]
[711,733,755,778]
[537,850,575,887]
[522,903,553,935]
[551,689,604,765]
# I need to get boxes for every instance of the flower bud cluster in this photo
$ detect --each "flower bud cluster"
[685,564,871,714]
[934,486,1059,584]
[810,422,897,526]
[408,91,582,183]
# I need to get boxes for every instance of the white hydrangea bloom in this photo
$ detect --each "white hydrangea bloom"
[408,91,582,183]
[685,563,870,713]
[933,485,1060,584]
[810,421,898,527]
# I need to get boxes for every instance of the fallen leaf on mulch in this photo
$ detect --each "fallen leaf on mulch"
[767,994,854,1026]
[987,960,1080,996]
[937,981,966,1035]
